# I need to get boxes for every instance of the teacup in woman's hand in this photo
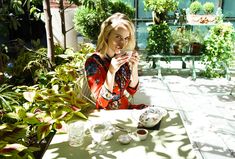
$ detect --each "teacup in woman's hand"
[120,49,133,60]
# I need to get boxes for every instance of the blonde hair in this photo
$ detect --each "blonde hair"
[96,12,136,54]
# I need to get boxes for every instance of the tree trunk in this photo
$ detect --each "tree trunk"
[59,0,66,49]
[43,0,54,66]
[152,11,167,25]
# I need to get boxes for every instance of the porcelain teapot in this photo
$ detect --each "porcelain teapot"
[138,106,167,128]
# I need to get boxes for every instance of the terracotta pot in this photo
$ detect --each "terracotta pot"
[190,42,202,55]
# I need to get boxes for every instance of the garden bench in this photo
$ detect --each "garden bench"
[149,54,232,81]
[149,54,202,80]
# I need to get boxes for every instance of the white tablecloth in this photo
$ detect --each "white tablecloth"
[43,109,196,159]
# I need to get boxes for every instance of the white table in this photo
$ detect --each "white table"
[43,109,196,159]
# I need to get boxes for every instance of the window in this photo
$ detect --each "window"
[121,0,235,49]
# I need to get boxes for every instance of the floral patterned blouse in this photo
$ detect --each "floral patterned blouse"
[85,53,142,109]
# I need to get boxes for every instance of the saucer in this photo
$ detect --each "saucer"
[117,134,132,145]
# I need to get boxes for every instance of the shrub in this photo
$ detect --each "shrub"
[144,0,178,14]
[203,2,215,14]
[144,0,178,24]
[73,0,135,41]
[202,22,235,78]
[189,1,202,14]
[146,22,171,56]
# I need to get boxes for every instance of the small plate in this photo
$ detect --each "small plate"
[117,134,132,145]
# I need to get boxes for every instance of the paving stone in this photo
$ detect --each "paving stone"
[136,75,235,159]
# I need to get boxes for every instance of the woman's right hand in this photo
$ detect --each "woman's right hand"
[109,53,129,74]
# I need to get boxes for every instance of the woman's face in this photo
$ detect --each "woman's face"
[107,25,130,55]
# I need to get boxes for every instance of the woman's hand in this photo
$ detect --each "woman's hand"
[129,50,140,70]
[109,53,129,74]
[128,50,139,88]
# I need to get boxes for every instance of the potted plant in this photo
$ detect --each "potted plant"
[0,68,93,158]
[0,84,56,158]
[201,22,235,78]
[0,64,93,158]
[144,0,178,67]
[202,2,216,24]
[189,30,205,55]
[187,1,216,24]
[203,2,215,14]
[174,8,187,25]
[187,1,202,24]
[0,44,95,158]
[171,27,191,55]
[145,22,172,68]
[189,1,202,14]
[144,0,179,24]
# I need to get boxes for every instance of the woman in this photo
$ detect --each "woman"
[85,12,146,109]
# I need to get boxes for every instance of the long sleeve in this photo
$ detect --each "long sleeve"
[85,55,113,109]
[126,81,139,95]
[85,54,136,109]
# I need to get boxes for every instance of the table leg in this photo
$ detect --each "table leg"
[192,57,196,80]
[156,57,162,79]
[224,64,231,81]
[182,57,186,69]
[230,86,234,95]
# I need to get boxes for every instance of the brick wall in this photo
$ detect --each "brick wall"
[50,0,77,8]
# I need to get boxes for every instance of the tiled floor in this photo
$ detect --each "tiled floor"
[133,74,235,159]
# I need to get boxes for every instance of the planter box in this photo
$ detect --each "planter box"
[33,130,56,159]
[187,14,216,25]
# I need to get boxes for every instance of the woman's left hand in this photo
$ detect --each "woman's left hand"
[129,50,139,69]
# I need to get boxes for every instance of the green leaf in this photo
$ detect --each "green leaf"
[0,143,27,155]
[74,111,87,120]
[0,141,7,149]
[6,112,21,120]
[0,124,8,131]
[37,124,52,141]
[14,106,26,119]
[1,124,28,143]
[23,115,40,125]
[23,91,36,102]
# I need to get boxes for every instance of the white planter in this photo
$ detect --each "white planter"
[187,14,216,25]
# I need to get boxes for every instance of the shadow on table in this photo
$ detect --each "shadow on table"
[192,141,235,158]
[46,110,196,159]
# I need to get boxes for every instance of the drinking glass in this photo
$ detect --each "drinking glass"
[89,121,110,153]
[68,121,85,147]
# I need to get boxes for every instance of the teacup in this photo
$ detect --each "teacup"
[136,129,148,141]
[120,49,133,60]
